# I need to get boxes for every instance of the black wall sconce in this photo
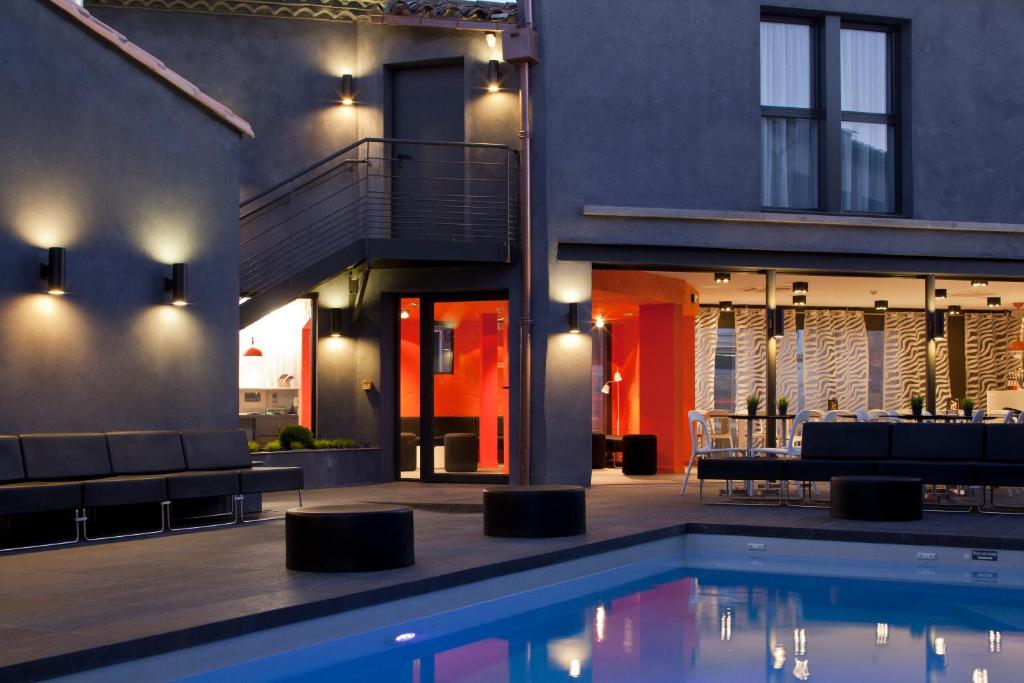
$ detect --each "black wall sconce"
[927,310,946,341]
[340,74,355,105]
[40,247,66,295]
[567,302,581,334]
[767,307,784,339]
[330,308,343,338]
[487,60,501,93]
[164,263,188,306]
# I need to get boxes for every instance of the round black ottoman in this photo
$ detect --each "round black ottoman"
[400,432,417,471]
[444,433,479,472]
[483,485,586,538]
[831,476,923,521]
[591,433,607,469]
[286,504,415,572]
[622,434,658,475]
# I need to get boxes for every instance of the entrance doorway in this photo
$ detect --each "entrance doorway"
[397,293,510,483]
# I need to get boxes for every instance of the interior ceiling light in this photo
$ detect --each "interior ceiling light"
[400,310,411,320]
[243,337,263,357]
[988,296,1002,308]
[792,281,809,295]
[935,288,947,300]
[719,300,733,312]
[714,272,731,284]
[972,279,989,287]
[874,300,889,311]
[947,305,962,316]
[594,315,605,328]
[793,295,807,306]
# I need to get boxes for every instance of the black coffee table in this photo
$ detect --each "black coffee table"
[286,504,415,572]
[830,476,923,521]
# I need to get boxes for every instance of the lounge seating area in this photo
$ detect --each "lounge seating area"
[692,421,1024,512]
[0,429,303,551]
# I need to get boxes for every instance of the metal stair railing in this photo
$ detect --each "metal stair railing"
[239,138,519,298]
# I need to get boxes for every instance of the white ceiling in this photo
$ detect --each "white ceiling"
[650,271,1024,311]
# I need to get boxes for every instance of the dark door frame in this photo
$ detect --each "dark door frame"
[390,289,511,484]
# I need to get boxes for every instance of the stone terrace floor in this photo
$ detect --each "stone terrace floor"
[4,473,1024,681]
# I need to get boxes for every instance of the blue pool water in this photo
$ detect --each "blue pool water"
[178,544,1024,683]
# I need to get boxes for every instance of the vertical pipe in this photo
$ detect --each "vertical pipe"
[925,274,937,415]
[765,270,778,448]
[517,0,534,485]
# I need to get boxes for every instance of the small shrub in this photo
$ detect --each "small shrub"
[776,397,789,415]
[247,440,261,454]
[962,397,975,411]
[279,425,314,450]
[746,393,762,415]
[313,438,358,450]
[264,440,282,452]
[910,394,925,414]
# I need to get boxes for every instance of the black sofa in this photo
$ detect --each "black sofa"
[0,429,303,550]
[696,422,1023,509]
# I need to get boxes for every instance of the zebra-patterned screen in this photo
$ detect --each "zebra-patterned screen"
[694,307,719,411]
[965,313,1016,410]
[734,307,766,409]
[803,310,869,411]
[777,309,800,410]
[883,312,926,411]
[935,336,952,412]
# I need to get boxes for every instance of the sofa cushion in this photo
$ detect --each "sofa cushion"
[19,434,111,481]
[783,459,876,482]
[82,475,168,507]
[800,423,890,460]
[239,467,304,494]
[166,470,239,500]
[984,424,1024,463]
[977,463,1024,487]
[107,431,187,474]
[0,436,25,484]
[181,430,250,470]
[875,460,977,485]
[697,457,786,481]
[0,481,82,515]
[890,424,984,461]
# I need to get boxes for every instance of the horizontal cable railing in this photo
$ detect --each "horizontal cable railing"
[240,138,519,297]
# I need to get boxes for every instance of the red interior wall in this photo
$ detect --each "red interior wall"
[611,318,640,435]
[300,321,312,429]
[399,310,420,417]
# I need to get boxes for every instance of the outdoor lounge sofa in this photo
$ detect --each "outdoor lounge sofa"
[696,422,1023,510]
[0,429,303,550]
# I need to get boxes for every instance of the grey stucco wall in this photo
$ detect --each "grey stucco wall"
[0,1,241,434]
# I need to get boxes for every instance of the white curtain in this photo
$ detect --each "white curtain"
[760,22,811,108]
[803,310,869,412]
[840,29,887,114]
[734,308,766,410]
[694,307,719,412]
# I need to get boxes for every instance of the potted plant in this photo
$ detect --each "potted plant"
[746,393,762,417]
[962,397,975,419]
[910,394,925,419]
[777,397,789,416]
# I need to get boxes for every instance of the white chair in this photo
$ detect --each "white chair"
[823,410,855,422]
[706,410,734,449]
[867,409,891,422]
[1016,411,1024,425]
[681,411,745,496]
[1002,410,1016,424]
[971,409,987,424]
[855,409,870,422]
[791,410,820,452]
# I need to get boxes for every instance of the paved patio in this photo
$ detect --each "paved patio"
[4,476,1024,681]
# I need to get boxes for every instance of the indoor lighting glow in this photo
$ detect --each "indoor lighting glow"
[400,310,411,320]
[613,370,623,382]
[935,288,947,300]
[340,74,355,105]
[874,300,889,312]
[394,632,416,643]
[988,296,1002,308]
[601,383,611,395]
[487,59,501,92]
[948,305,962,316]
[40,247,66,295]
[714,272,731,284]
[720,300,733,312]
[594,315,605,328]
[792,281,809,294]
[972,279,989,287]
[793,294,807,306]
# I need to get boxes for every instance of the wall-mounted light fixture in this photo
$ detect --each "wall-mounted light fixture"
[594,315,605,329]
[988,296,1002,308]
[164,263,188,306]
[567,302,581,333]
[792,281,809,295]
[767,308,784,339]
[947,305,962,316]
[329,308,343,337]
[927,310,946,341]
[714,272,731,284]
[972,279,989,288]
[874,300,889,311]
[792,294,807,306]
[935,288,947,300]
[340,74,355,106]
[487,60,501,93]
[400,309,411,320]
[719,300,733,312]
[40,247,66,295]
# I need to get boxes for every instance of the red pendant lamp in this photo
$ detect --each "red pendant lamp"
[243,337,263,357]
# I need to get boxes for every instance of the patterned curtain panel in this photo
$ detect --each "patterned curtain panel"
[883,312,926,411]
[965,313,1016,410]
[694,307,720,412]
[734,308,766,409]
[803,310,869,411]
[935,337,952,412]
[776,309,800,410]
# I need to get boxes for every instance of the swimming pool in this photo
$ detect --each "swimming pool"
[64,535,1024,682]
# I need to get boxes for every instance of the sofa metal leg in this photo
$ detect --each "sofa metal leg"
[166,495,240,531]
[83,502,167,541]
[239,489,303,523]
[0,508,84,553]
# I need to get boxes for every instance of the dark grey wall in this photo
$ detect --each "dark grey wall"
[0,1,241,434]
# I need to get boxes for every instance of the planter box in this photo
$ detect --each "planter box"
[252,448,384,489]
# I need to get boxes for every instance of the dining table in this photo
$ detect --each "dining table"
[727,413,794,453]
[894,413,999,422]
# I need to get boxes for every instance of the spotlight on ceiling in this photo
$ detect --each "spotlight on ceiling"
[972,279,989,288]
[719,300,733,312]
[935,288,947,300]
[874,300,889,312]
[792,281,809,295]
[988,296,1002,308]
[714,272,731,284]
[947,305,962,316]
[793,294,807,306]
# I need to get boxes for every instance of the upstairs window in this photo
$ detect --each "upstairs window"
[761,16,899,214]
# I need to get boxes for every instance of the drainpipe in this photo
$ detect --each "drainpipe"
[516,0,534,486]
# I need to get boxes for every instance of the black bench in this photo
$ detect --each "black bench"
[483,485,586,537]
[285,504,414,572]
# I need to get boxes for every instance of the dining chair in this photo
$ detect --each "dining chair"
[822,410,855,422]
[971,409,987,424]
[681,410,745,496]
[706,409,734,449]
[866,409,891,422]
[855,409,870,422]
[1017,411,1024,425]
[1001,410,1016,424]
